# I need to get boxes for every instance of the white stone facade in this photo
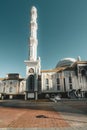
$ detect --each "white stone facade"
[41,60,87,98]
[0,7,87,100]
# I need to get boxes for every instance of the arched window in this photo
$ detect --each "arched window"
[28,75,34,91]
[30,75,34,90]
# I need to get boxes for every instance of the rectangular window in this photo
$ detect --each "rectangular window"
[57,78,60,84]
[69,77,72,83]
[9,87,13,92]
[80,77,81,83]
[3,87,5,92]
[57,85,60,90]
[46,78,49,84]
[64,78,66,92]
[46,86,49,90]
[69,84,72,89]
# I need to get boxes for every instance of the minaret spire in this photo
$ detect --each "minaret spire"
[24,6,41,100]
[29,6,38,61]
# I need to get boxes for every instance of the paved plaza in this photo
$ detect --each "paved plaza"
[0,99,87,130]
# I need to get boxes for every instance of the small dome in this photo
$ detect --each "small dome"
[56,58,76,68]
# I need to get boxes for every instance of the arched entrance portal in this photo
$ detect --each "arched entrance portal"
[28,75,34,91]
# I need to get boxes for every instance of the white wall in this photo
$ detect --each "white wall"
[41,72,55,92]
[20,80,26,93]
[41,69,87,93]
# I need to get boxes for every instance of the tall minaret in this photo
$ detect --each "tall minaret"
[24,6,41,100]
[29,6,38,61]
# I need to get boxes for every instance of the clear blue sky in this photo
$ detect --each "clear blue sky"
[0,0,87,77]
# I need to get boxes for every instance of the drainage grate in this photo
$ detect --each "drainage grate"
[36,115,48,118]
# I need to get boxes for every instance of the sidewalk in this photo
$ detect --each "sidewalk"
[0,100,87,130]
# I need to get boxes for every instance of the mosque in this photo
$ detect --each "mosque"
[0,6,87,100]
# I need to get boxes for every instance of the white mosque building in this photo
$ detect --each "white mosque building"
[0,6,87,100]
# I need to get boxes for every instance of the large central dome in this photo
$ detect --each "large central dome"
[56,58,76,68]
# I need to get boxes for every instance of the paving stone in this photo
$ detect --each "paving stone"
[0,100,87,129]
